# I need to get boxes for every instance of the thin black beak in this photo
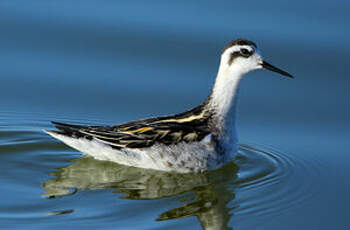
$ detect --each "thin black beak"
[261,61,294,78]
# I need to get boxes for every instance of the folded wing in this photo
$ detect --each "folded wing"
[51,117,210,149]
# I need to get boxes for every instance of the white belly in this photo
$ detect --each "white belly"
[45,131,237,173]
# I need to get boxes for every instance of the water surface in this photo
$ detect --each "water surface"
[1,113,321,229]
[1,1,350,229]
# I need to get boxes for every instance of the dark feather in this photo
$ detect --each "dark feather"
[50,102,213,149]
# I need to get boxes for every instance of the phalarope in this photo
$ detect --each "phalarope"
[45,39,293,173]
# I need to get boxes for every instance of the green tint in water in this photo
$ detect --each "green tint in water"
[0,114,321,229]
[1,0,350,228]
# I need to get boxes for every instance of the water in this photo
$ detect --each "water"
[1,1,350,229]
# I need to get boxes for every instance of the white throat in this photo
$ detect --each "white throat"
[207,60,245,148]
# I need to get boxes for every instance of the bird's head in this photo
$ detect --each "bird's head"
[220,39,293,78]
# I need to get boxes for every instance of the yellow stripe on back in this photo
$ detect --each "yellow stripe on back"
[154,111,205,124]
[121,127,153,134]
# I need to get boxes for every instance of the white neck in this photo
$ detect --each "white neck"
[207,61,244,147]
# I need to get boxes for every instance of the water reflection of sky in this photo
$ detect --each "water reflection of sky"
[0,1,350,229]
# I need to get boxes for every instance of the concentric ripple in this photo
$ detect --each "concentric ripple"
[232,143,321,218]
[0,112,323,229]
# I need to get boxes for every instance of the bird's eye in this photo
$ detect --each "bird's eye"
[240,48,251,57]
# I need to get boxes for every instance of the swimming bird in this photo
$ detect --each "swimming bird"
[45,39,293,173]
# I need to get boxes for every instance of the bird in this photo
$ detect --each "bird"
[45,39,293,173]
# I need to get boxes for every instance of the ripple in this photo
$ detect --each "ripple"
[0,115,323,229]
[233,143,321,218]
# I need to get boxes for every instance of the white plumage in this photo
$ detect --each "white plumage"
[45,39,293,173]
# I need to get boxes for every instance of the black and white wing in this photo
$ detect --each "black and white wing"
[50,107,212,149]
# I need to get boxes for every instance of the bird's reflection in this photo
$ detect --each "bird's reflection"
[42,157,238,230]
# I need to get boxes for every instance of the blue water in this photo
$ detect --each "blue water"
[1,1,350,229]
